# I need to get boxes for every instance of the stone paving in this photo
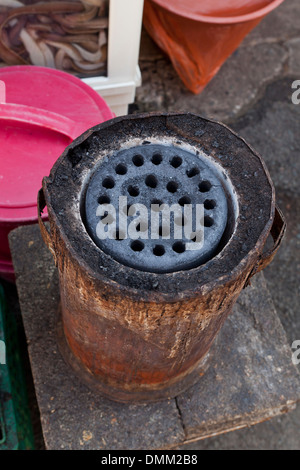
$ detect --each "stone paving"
[134,0,300,449]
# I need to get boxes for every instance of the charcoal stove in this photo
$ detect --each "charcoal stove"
[38,113,286,403]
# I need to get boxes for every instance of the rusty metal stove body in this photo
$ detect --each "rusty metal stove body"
[38,113,285,403]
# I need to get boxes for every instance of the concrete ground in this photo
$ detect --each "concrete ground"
[133,0,300,449]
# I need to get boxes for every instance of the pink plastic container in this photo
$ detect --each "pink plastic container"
[0,66,114,282]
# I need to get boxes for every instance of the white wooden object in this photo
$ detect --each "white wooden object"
[82,0,144,117]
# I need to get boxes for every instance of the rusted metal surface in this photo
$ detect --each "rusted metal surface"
[38,113,286,403]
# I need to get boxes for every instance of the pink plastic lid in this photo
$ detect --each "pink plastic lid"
[152,0,285,24]
[0,66,114,222]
